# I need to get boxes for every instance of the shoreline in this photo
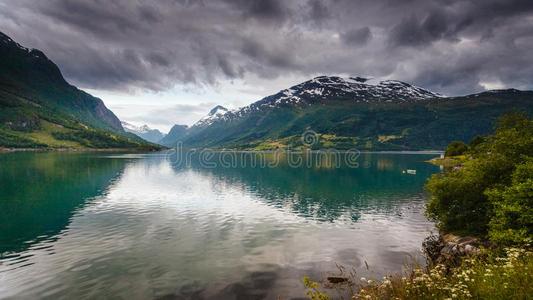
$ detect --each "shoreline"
[426,155,466,167]
[164,147,444,154]
[0,147,161,153]
[1,147,445,154]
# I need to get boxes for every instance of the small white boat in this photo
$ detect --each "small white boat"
[403,169,417,175]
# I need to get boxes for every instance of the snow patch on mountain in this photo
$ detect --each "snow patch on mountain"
[122,121,153,134]
[121,121,166,144]
[190,76,444,129]
[193,105,230,127]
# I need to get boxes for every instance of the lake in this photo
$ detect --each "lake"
[0,151,441,299]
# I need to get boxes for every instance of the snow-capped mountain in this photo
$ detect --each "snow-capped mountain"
[256,76,443,106]
[193,105,230,127]
[159,105,231,146]
[159,75,532,150]
[121,121,149,134]
[192,76,443,126]
[121,121,166,144]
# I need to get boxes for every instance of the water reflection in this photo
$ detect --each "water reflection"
[0,152,128,255]
[0,152,440,300]
[172,152,438,222]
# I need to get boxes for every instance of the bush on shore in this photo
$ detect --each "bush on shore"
[426,112,533,245]
[303,113,533,299]
[444,141,468,157]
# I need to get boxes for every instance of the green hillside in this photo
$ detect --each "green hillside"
[0,32,160,150]
[167,88,533,151]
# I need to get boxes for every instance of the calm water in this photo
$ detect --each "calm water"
[0,151,440,299]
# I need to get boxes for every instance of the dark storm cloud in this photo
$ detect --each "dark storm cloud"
[1,0,533,95]
[341,27,372,45]
[223,0,289,22]
[137,4,162,23]
[388,14,447,47]
[307,0,331,25]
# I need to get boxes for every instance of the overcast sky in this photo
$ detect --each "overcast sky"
[1,0,532,132]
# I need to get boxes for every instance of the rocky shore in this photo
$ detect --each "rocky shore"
[423,233,485,267]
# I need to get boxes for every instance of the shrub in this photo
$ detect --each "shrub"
[445,141,468,157]
[426,112,533,243]
[468,135,485,149]
[486,159,533,246]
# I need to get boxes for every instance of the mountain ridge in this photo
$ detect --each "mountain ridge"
[0,31,158,150]
[121,121,166,144]
[191,76,444,128]
[161,76,533,150]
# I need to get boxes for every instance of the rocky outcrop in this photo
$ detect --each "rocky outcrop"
[92,96,124,132]
[423,233,483,267]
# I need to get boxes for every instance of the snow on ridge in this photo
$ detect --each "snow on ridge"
[280,76,443,102]
[121,121,155,134]
[121,121,139,131]
[194,105,231,127]
[1,34,46,60]
[1,33,31,52]
[193,76,443,127]
[209,105,229,116]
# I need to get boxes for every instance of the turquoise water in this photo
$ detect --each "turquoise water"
[0,151,441,299]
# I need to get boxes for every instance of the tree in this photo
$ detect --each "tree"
[486,159,533,246]
[444,141,468,157]
[469,135,485,149]
[426,113,533,244]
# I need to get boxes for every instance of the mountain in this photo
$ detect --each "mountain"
[194,105,229,127]
[161,76,533,150]
[0,31,159,150]
[121,121,166,144]
[159,124,188,146]
[160,106,229,147]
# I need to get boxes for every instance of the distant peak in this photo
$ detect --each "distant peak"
[208,105,228,115]
[121,121,162,134]
[193,105,230,127]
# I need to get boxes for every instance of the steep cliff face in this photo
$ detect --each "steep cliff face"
[0,32,160,149]
[0,31,123,132]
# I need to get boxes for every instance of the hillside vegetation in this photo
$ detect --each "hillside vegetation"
[162,76,533,151]
[303,113,533,299]
[427,112,532,245]
[0,32,159,150]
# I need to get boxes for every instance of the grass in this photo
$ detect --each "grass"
[243,134,362,151]
[27,120,82,148]
[303,247,533,300]
[378,135,402,143]
[0,89,161,150]
[1,119,161,151]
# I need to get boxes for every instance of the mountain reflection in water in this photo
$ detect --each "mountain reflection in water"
[0,152,440,299]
